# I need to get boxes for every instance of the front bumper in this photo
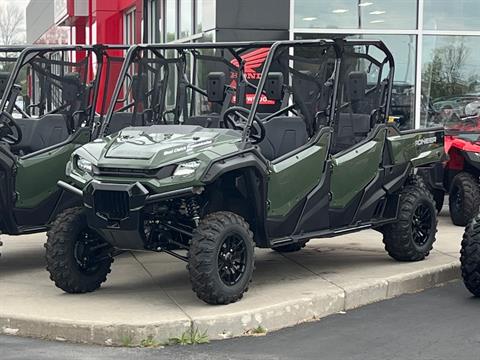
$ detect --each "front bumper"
[58,180,198,250]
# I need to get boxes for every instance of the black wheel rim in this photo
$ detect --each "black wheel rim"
[217,233,247,286]
[73,230,111,274]
[412,203,433,247]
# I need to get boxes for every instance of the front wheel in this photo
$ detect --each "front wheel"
[449,172,480,226]
[381,183,437,261]
[45,207,113,293]
[461,216,480,296]
[188,211,255,305]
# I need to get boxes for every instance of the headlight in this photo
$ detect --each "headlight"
[75,156,93,174]
[173,160,201,176]
[466,152,480,162]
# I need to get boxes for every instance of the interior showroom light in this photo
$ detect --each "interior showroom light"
[332,9,349,13]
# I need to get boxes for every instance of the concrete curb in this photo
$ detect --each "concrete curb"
[0,261,460,346]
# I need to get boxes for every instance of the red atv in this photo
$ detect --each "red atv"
[425,109,480,226]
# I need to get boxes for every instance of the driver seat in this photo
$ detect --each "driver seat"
[258,116,308,161]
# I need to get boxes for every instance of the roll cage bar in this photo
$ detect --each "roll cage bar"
[101,39,394,143]
[244,38,395,143]
[0,44,130,135]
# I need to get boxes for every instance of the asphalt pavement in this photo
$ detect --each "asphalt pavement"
[1,280,478,360]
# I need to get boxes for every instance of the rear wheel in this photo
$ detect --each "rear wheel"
[188,211,255,305]
[45,207,113,293]
[461,216,480,296]
[449,172,480,226]
[381,182,437,261]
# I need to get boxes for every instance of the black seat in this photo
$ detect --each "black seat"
[184,72,227,128]
[258,116,308,161]
[333,72,372,153]
[13,114,69,153]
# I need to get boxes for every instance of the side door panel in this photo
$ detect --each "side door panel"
[330,128,386,210]
[266,131,331,237]
[14,129,90,209]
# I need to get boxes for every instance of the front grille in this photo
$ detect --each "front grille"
[94,165,176,179]
[94,190,129,220]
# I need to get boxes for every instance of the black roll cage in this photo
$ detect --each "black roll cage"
[100,39,394,143]
[0,44,130,137]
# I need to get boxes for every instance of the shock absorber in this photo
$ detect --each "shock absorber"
[187,198,200,226]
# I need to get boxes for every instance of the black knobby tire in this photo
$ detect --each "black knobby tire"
[273,241,308,253]
[449,172,480,226]
[417,172,444,213]
[461,216,480,296]
[45,207,113,294]
[381,178,437,262]
[188,211,255,305]
[433,189,445,213]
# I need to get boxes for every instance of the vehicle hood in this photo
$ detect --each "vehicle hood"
[80,125,243,168]
[446,134,480,154]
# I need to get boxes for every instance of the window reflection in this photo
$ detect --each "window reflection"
[180,0,192,39]
[421,36,480,128]
[294,0,417,30]
[165,0,176,42]
[424,0,480,31]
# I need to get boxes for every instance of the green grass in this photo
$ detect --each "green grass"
[168,327,209,346]
[140,335,161,348]
[120,335,134,347]
[245,325,268,336]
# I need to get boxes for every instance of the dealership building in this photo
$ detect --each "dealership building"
[26,0,480,129]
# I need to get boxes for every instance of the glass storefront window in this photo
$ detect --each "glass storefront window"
[124,8,136,44]
[424,0,480,31]
[180,0,192,39]
[296,33,416,129]
[195,0,203,33]
[294,0,417,30]
[195,0,215,33]
[165,0,176,42]
[145,0,160,42]
[421,35,480,128]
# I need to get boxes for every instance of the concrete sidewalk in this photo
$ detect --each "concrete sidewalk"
[0,213,462,346]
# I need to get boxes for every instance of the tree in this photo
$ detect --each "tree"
[422,42,471,101]
[0,3,25,45]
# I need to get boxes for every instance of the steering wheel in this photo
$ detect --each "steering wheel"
[0,111,22,145]
[370,108,384,127]
[222,106,266,144]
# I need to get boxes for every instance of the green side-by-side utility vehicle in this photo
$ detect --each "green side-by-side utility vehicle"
[0,45,128,252]
[45,39,445,304]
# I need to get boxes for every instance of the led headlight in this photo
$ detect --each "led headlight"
[75,156,93,174]
[173,160,201,176]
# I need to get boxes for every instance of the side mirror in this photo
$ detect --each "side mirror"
[264,72,284,101]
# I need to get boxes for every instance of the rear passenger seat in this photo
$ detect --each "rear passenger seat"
[333,71,372,153]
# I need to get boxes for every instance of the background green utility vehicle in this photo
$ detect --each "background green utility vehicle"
[46,39,444,305]
[0,45,127,250]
